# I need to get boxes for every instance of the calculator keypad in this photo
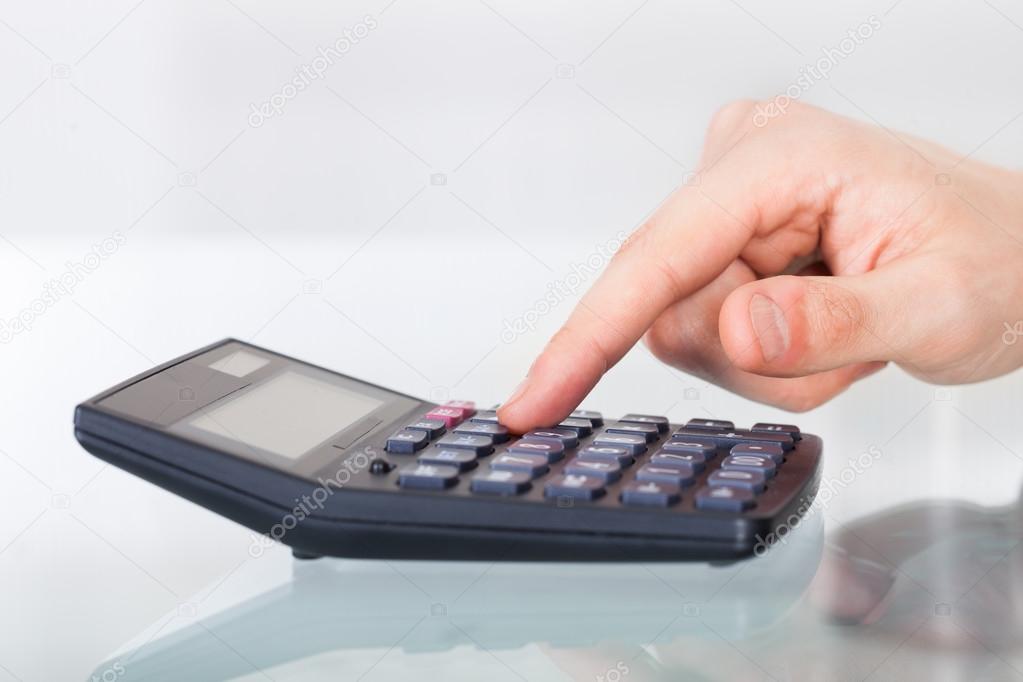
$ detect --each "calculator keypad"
[384,403,806,517]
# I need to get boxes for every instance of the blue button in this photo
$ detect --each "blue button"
[386,429,428,454]
[470,469,531,495]
[524,428,579,449]
[564,457,622,483]
[557,417,593,437]
[685,418,735,431]
[545,474,605,501]
[434,433,494,456]
[730,442,784,464]
[636,465,696,487]
[605,422,660,442]
[454,422,510,443]
[661,440,717,459]
[695,485,755,512]
[570,410,604,427]
[650,451,705,473]
[507,438,565,462]
[708,469,766,493]
[721,453,777,478]
[470,410,501,424]
[619,414,670,433]
[672,428,793,451]
[751,422,801,440]
[418,449,477,471]
[405,419,446,439]
[490,452,549,477]
[621,481,680,507]
[592,433,647,455]
[577,445,634,468]
[398,463,459,490]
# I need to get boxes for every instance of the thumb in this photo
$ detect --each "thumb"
[719,267,913,377]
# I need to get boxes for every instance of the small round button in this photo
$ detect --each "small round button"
[369,459,394,475]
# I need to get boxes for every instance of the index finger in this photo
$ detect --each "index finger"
[497,183,753,433]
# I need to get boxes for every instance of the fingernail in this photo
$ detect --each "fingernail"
[749,293,789,362]
[505,377,530,406]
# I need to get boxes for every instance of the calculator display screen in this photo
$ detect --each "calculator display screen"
[188,371,383,459]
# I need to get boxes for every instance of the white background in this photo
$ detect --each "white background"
[1,0,1023,679]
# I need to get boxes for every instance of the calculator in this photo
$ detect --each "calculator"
[73,339,822,561]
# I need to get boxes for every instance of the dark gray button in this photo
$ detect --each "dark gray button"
[650,451,705,473]
[695,485,755,512]
[708,469,766,493]
[470,469,531,495]
[405,419,446,438]
[434,433,494,456]
[470,410,501,424]
[605,422,660,442]
[564,457,622,482]
[592,433,647,455]
[490,452,549,477]
[621,480,680,507]
[661,440,717,459]
[523,428,579,449]
[418,448,477,471]
[721,453,777,478]
[507,438,565,462]
[577,445,634,468]
[454,422,510,443]
[730,442,784,464]
[752,422,801,440]
[685,418,735,431]
[570,410,604,427]
[545,474,605,500]
[672,428,793,451]
[557,417,593,437]
[636,465,696,487]
[386,429,428,454]
[619,414,670,433]
[398,463,459,490]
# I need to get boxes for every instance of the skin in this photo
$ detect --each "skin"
[498,100,1023,432]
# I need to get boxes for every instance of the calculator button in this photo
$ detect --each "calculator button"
[621,481,681,507]
[577,445,634,468]
[424,407,466,428]
[434,433,494,456]
[570,410,604,427]
[444,400,476,418]
[557,418,593,437]
[672,428,794,451]
[685,418,735,431]
[564,457,622,483]
[708,469,766,493]
[405,419,446,439]
[398,463,460,490]
[661,440,717,459]
[721,454,777,478]
[418,449,478,471]
[490,453,549,477]
[507,439,565,463]
[730,442,784,464]
[454,422,510,443]
[619,414,670,433]
[470,410,500,424]
[545,474,605,501]
[524,428,579,449]
[751,422,801,440]
[695,485,755,512]
[636,465,696,487]
[650,451,705,473]
[386,430,429,454]
[470,469,532,495]
[605,422,660,442]
[592,433,647,455]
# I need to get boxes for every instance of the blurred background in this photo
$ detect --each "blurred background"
[2,1,1023,679]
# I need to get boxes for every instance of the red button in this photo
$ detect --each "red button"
[444,400,476,418]
[424,407,465,428]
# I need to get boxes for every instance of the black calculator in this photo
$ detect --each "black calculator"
[73,339,822,561]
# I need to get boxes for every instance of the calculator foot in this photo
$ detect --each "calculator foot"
[291,548,323,560]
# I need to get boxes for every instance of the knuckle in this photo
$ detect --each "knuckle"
[806,281,868,349]
[706,99,759,139]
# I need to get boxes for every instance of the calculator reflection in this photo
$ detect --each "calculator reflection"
[91,491,1023,681]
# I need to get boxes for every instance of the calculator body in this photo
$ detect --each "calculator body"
[73,339,822,561]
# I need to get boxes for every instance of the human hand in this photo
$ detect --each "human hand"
[499,100,1023,432]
